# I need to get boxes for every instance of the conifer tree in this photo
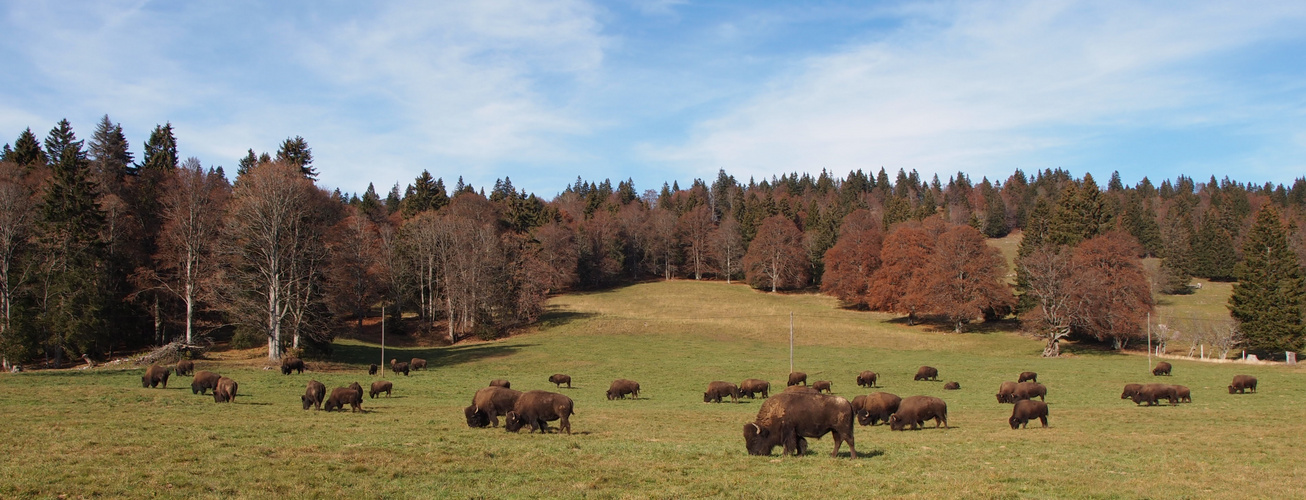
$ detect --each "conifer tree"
[138,123,178,173]
[236,149,259,178]
[88,115,133,196]
[1229,206,1305,353]
[275,136,315,178]
[9,128,47,168]
[1191,213,1238,281]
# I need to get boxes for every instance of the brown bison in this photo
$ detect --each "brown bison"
[1013,382,1046,401]
[1172,385,1191,403]
[1152,361,1172,376]
[1120,383,1143,400]
[176,360,194,376]
[213,377,238,403]
[390,360,409,377]
[410,358,427,370]
[740,379,770,399]
[1131,383,1177,406]
[302,380,327,410]
[888,395,948,431]
[490,379,511,389]
[549,373,572,388]
[1018,371,1038,383]
[943,381,960,390]
[787,372,808,387]
[505,390,575,434]
[743,392,856,458]
[368,364,378,376]
[607,379,641,400]
[996,381,1018,403]
[856,371,878,388]
[465,386,524,428]
[812,380,832,394]
[1229,375,1257,394]
[369,380,393,398]
[191,371,221,395]
[142,365,171,389]
[280,357,305,375]
[705,381,741,403]
[784,386,819,394]
[1009,400,1049,429]
[325,386,362,412]
[914,366,939,381]
[852,392,901,426]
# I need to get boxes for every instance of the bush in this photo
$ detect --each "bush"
[231,327,263,349]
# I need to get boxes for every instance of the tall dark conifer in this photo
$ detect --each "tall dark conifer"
[1229,206,1305,354]
[10,128,47,168]
[275,136,315,179]
[1191,213,1238,281]
[88,115,134,197]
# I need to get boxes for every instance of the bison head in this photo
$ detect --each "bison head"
[1227,385,1236,394]
[504,411,524,433]
[1008,415,1021,430]
[703,392,713,403]
[465,406,489,428]
[888,414,906,431]
[743,422,776,456]
[302,394,313,410]
[856,410,872,426]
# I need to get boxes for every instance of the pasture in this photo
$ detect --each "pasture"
[1,280,1302,498]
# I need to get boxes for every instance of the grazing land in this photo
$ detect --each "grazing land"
[1,280,1302,498]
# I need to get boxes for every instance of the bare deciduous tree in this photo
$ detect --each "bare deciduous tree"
[678,205,713,280]
[743,215,808,292]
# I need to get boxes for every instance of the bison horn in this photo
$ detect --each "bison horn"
[750,423,760,433]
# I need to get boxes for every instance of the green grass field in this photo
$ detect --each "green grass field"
[1,280,1302,499]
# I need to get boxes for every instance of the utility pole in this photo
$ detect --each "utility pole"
[789,312,794,374]
[1146,312,1152,373]
[381,301,386,368]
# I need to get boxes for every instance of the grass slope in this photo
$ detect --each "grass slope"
[1,281,1301,499]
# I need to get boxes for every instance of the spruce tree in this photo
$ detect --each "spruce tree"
[88,115,133,196]
[138,123,179,172]
[236,149,259,178]
[1229,206,1305,353]
[1191,213,1238,281]
[10,128,47,168]
[275,136,315,178]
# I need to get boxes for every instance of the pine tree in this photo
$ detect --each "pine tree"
[275,136,315,178]
[236,149,259,178]
[1229,206,1305,353]
[10,128,47,168]
[1191,213,1237,281]
[138,123,179,173]
[1121,192,1162,257]
[88,115,134,196]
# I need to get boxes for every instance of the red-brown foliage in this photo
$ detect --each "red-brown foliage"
[743,215,809,292]
[820,209,883,307]
[866,222,935,323]
[914,225,1013,332]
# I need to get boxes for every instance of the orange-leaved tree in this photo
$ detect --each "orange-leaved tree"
[743,215,808,292]
[866,221,936,324]
[820,209,882,308]
[915,224,1013,332]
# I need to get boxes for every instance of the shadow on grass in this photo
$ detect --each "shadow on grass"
[330,341,534,368]
[536,307,598,330]
[1060,342,1126,357]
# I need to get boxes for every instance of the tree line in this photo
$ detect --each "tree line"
[2,116,1304,367]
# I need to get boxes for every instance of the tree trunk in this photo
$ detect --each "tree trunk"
[1042,337,1061,357]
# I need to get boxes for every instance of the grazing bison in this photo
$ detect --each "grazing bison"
[784,385,819,394]
[465,386,524,428]
[739,379,770,399]
[787,372,808,387]
[1172,385,1191,403]
[191,371,221,395]
[914,366,939,381]
[852,392,901,426]
[1009,400,1049,429]
[390,360,409,377]
[1120,383,1143,400]
[280,357,305,375]
[607,379,641,400]
[176,360,194,376]
[1229,375,1257,394]
[1152,361,1172,376]
[325,387,362,412]
[368,364,378,376]
[943,381,960,390]
[888,395,948,431]
[549,373,572,388]
[856,371,878,388]
[490,379,511,388]
[812,381,832,394]
[743,392,856,458]
[705,381,741,403]
[142,365,171,389]
[996,381,1018,403]
[410,358,427,371]
[213,377,238,403]
[370,380,394,399]
[1131,383,1178,406]
[1018,371,1037,383]
[302,380,327,410]
[1013,382,1046,401]
[505,390,575,434]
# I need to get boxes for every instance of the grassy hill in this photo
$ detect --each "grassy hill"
[0,280,1300,498]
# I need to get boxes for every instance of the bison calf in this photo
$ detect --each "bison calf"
[465,386,523,428]
[744,392,856,458]
[914,366,939,381]
[856,371,878,388]
[1009,400,1049,429]
[369,380,393,398]
[548,373,572,388]
[943,381,960,390]
[280,357,305,375]
[213,377,238,403]
[607,379,640,400]
[888,395,948,431]
[505,390,575,434]
[176,360,194,376]
[852,392,901,426]
[302,380,326,410]
[1152,361,1172,376]
[787,372,808,387]
[142,365,171,389]
[739,378,770,399]
[812,380,832,394]
[1018,371,1038,383]
[705,381,741,403]
[1229,375,1257,394]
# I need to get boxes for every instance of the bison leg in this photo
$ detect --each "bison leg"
[560,415,571,435]
[1039,415,1048,427]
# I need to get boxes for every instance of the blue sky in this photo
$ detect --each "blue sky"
[2,1,1304,198]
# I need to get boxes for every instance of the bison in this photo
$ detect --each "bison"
[390,360,409,377]
[1152,361,1172,376]
[505,390,575,434]
[191,371,221,395]
[705,381,741,403]
[142,365,171,389]
[852,392,901,426]
[739,379,770,399]
[410,358,427,370]
[1131,383,1177,406]
[325,387,362,412]
[490,379,511,389]
[996,381,1018,403]
[812,380,832,394]
[302,380,327,410]
[1013,382,1046,401]
[607,379,641,400]
[1120,383,1143,400]
[914,366,939,381]
[213,377,238,403]
[548,373,572,389]
[888,395,948,431]
[1172,385,1191,403]
[176,360,194,376]
[280,357,305,375]
[743,392,856,458]
[943,381,960,390]
[368,364,378,376]
[1229,375,1257,394]
[369,380,393,398]
[856,371,878,388]
[787,372,808,387]
[1018,371,1038,383]
[784,386,819,394]
[465,386,523,428]
[1009,400,1049,429]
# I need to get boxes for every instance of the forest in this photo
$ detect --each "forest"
[1,115,1304,368]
